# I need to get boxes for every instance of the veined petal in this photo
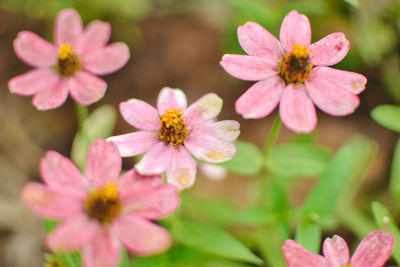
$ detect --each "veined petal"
[135,142,175,175]
[235,76,285,119]
[166,147,197,189]
[68,71,107,105]
[220,54,278,81]
[323,235,350,267]
[282,240,329,267]
[82,20,111,55]
[184,93,223,125]
[279,84,317,133]
[54,8,83,51]
[238,21,284,60]
[350,230,394,267]
[310,32,350,66]
[279,10,311,52]
[9,68,60,96]
[107,131,158,157]
[120,99,160,130]
[13,31,58,67]
[32,79,68,110]
[157,87,187,115]
[206,120,240,142]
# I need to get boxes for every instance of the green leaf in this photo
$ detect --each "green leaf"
[295,219,321,253]
[265,143,331,177]
[44,219,59,234]
[119,247,131,267]
[171,218,263,265]
[371,104,400,132]
[344,0,360,7]
[390,138,400,202]
[371,201,400,264]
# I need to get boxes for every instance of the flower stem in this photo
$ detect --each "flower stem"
[74,103,89,132]
[263,114,282,160]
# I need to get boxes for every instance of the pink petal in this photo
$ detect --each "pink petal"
[46,215,99,251]
[82,42,130,75]
[184,93,223,125]
[13,31,58,67]
[86,139,122,188]
[220,54,279,81]
[351,230,394,267]
[322,235,350,267]
[32,79,68,110]
[107,131,159,157]
[305,74,360,116]
[279,84,317,134]
[21,182,83,220]
[82,20,111,55]
[82,229,121,267]
[279,10,312,53]
[166,147,197,189]
[120,99,160,130]
[68,71,107,105]
[282,240,329,267]
[118,169,164,195]
[40,151,87,197]
[54,8,83,51]
[114,213,172,256]
[238,21,284,60]
[310,32,350,66]
[311,66,367,95]
[135,142,175,175]
[8,68,60,96]
[198,120,240,142]
[157,87,187,115]
[235,76,285,119]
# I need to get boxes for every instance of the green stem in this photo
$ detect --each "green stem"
[74,103,89,132]
[263,114,282,160]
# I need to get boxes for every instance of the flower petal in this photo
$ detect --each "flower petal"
[184,93,223,124]
[282,240,329,267]
[54,8,83,51]
[350,230,394,267]
[107,131,159,157]
[86,139,122,188]
[8,68,60,96]
[46,215,99,251]
[82,42,130,75]
[82,20,111,55]
[311,66,367,95]
[166,147,197,189]
[68,71,107,105]
[114,213,172,256]
[199,163,228,181]
[21,182,82,220]
[238,21,284,60]
[305,74,360,116]
[310,32,350,66]
[279,84,317,133]
[120,99,160,130]
[235,76,285,119]
[322,235,350,267]
[206,120,240,142]
[13,31,58,67]
[32,79,68,110]
[220,54,278,81]
[157,87,187,115]
[118,169,164,197]
[279,10,311,52]
[135,142,175,175]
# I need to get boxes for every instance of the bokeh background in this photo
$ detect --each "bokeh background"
[0,0,399,266]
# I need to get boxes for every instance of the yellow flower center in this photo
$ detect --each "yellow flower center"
[57,43,81,76]
[344,265,352,267]
[84,182,122,224]
[280,43,313,84]
[159,108,188,147]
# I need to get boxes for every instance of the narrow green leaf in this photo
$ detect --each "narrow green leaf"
[295,219,321,253]
[344,0,360,7]
[390,138,400,202]
[371,104,400,132]
[257,226,287,267]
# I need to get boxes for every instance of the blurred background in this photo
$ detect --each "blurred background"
[0,0,400,266]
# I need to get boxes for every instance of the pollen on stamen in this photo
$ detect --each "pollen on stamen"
[159,108,188,147]
[280,43,313,84]
[57,43,81,77]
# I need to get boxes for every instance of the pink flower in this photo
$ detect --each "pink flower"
[22,139,179,267]
[107,87,240,190]
[9,8,130,110]
[282,230,394,267]
[220,10,367,133]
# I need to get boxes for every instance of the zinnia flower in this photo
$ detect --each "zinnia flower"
[9,8,130,110]
[282,230,394,267]
[220,10,367,133]
[107,87,240,189]
[22,139,179,267]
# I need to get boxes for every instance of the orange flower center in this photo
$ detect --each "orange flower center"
[280,44,313,84]
[57,43,81,76]
[84,182,122,224]
[159,108,188,147]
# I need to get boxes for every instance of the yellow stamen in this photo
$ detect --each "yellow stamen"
[57,43,81,76]
[280,43,313,84]
[159,108,188,147]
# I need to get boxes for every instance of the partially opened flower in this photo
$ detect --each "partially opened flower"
[282,230,394,267]
[9,8,130,110]
[220,10,367,133]
[22,139,179,267]
[107,87,240,189]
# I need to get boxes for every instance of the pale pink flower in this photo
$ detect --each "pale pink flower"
[22,139,179,267]
[9,8,130,110]
[282,230,394,267]
[220,10,367,133]
[107,87,240,190]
